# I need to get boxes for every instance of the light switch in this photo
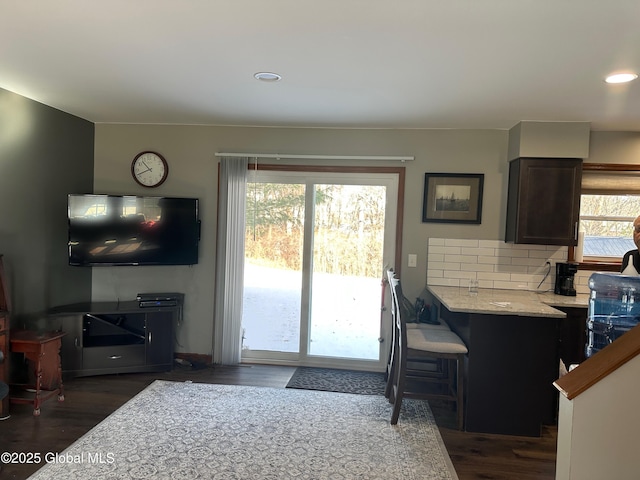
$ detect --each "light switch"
[408,254,417,267]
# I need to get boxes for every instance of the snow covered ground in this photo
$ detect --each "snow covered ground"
[242,262,381,360]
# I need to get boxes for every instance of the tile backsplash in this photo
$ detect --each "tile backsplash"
[426,238,592,295]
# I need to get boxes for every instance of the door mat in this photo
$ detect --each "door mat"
[286,367,386,395]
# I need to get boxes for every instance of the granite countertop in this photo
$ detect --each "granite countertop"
[427,285,589,318]
[536,292,589,309]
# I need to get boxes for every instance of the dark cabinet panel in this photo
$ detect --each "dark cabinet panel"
[506,157,582,245]
[83,345,146,370]
[146,310,174,367]
[556,306,588,367]
[56,314,84,374]
[440,305,560,436]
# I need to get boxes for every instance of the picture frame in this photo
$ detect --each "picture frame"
[422,173,484,224]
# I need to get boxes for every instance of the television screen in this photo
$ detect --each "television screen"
[68,194,200,266]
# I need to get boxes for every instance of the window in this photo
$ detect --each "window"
[578,164,640,268]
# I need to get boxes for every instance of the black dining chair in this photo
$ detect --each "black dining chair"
[384,270,453,399]
[386,270,468,430]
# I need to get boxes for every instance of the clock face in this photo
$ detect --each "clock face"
[131,151,168,188]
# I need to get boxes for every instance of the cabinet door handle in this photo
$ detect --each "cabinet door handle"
[148,332,152,344]
[109,355,122,360]
[574,222,579,241]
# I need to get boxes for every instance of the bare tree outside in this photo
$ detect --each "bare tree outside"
[245,183,385,277]
[580,194,640,237]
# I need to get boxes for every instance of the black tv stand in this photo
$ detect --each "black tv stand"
[48,301,180,378]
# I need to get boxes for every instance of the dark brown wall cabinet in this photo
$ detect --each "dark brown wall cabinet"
[505,157,583,246]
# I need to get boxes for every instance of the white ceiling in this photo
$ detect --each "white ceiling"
[2,1,640,131]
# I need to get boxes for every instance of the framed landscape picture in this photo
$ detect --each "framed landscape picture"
[422,173,484,224]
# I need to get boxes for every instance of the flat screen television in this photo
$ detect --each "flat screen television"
[68,194,200,266]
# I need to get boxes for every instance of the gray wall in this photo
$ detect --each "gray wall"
[589,131,640,164]
[93,125,509,354]
[0,88,94,326]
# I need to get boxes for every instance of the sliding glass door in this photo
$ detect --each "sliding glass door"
[308,183,387,360]
[241,169,398,370]
[242,180,305,354]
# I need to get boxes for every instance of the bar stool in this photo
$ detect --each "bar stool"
[384,271,452,399]
[386,270,468,430]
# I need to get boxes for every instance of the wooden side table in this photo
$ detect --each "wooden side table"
[10,330,66,416]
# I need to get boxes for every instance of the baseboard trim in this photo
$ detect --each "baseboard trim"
[174,352,212,366]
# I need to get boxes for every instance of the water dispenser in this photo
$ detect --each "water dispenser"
[586,273,640,357]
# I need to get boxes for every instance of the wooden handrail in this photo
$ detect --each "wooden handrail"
[554,323,640,400]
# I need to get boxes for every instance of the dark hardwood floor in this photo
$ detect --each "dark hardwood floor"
[0,364,557,480]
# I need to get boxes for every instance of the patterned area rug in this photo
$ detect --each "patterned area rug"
[28,380,458,479]
[286,367,387,395]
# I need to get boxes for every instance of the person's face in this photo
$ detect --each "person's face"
[634,216,640,250]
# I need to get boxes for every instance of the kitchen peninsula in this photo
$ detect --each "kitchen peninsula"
[426,285,589,436]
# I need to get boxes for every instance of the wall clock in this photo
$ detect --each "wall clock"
[131,151,169,188]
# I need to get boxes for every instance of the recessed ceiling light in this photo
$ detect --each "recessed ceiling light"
[605,72,638,84]
[254,72,281,82]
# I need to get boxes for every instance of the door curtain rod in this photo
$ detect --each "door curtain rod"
[215,152,414,162]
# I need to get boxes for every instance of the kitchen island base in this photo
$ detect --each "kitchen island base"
[439,307,560,437]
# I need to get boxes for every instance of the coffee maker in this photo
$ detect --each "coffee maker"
[554,262,578,296]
